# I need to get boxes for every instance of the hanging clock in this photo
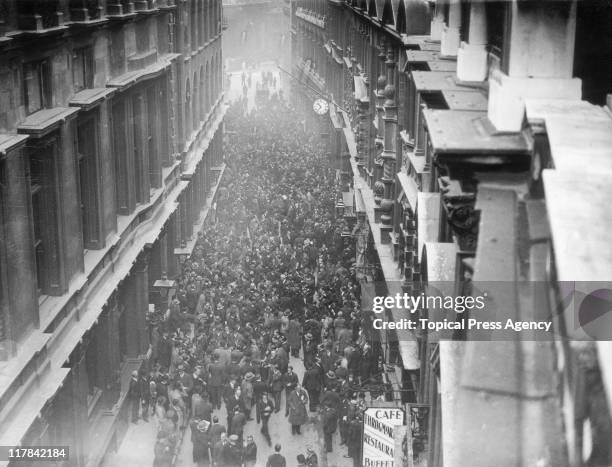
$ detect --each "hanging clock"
[313,98,329,115]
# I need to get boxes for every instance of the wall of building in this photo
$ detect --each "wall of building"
[0,0,226,463]
[292,1,612,466]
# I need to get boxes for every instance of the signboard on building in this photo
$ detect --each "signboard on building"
[362,407,406,467]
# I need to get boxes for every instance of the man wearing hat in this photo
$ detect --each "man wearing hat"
[208,416,226,445]
[212,433,229,467]
[252,374,268,423]
[320,386,340,413]
[283,366,299,415]
[286,383,309,435]
[258,392,275,446]
[322,404,338,453]
[230,406,247,446]
[191,419,210,467]
[128,370,140,424]
[324,370,337,391]
[241,372,255,420]
[244,435,258,467]
[207,354,225,410]
[303,332,316,367]
[347,413,363,467]
[305,445,318,467]
[319,341,336,374]
[302,363,323,412]
[225,434,243,467]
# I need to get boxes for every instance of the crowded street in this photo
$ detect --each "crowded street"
[110,77,379,467]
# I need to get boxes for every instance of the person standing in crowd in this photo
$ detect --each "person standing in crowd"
[128,370,140,424]
[225,435,243,467]
[212,432,228,466]
[243,435,258,467]
[208,354,225,410]
[253,373,268,423]
[305,445,318,467]
[259,392,275,446]
[266,444,287,467]
[268,366,283,412]
[322,404,338,453]
[283,366,299,414]
[230,407,247,446]
[191,419,210,467]
[208,416,226,445]
[286,382,309,435]
[285,316,301,358]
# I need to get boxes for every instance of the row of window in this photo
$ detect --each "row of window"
[186,0,223,53]
[23,45,93,116]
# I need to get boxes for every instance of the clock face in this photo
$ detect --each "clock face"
[313,98,329,115]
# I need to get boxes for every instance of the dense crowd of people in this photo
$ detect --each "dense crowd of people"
[129,91,385,467]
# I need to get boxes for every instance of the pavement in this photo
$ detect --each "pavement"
[113,354,353,466]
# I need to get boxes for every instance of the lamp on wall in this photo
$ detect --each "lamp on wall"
[153,272,177,300]
[174,239,190,265]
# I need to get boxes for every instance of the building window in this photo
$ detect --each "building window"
[485,2,508,72]
[73,46,95,92]
[28,139,61,295]
[23,59,52,115]
[146,86,161,188]
[136,19,149,53]
[112,100,130,214]
[76,114,101,249]
[110,27,125,77]
[132,93,148,203]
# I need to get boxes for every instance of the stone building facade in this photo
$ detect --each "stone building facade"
[0,0,225,464]
[292,0,612,466]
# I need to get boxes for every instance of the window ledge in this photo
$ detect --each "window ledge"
[107,53,180,90]
[69,88,116,111]
[0,134,29,157]
[17,107,80,138]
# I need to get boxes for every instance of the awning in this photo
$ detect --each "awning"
[396,172,419,211]
[332,48,343,65]
[417,193,441,262]
[355,188,366,215]
[398,338,420,370]
[423,242,456,282]
[329,106,343,130]
[353,75,368,102]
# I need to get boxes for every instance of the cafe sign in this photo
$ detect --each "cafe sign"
[362,407,406,467]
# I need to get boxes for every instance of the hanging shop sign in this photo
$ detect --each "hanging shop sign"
[362,407,406,467]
